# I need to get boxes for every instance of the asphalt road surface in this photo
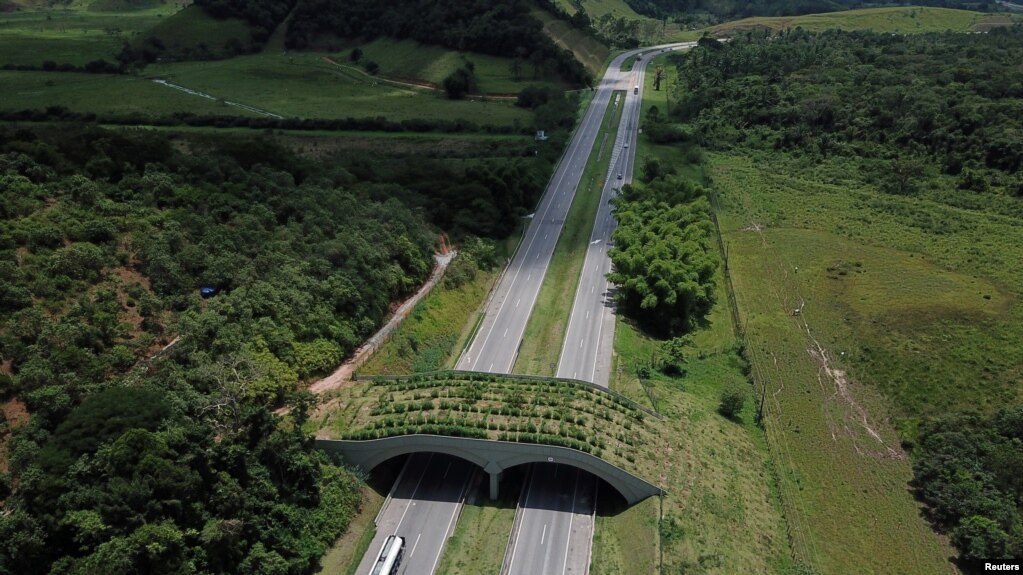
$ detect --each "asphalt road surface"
[557,43,697,386]
[504,464,596,575]
[355,453,472,575]
[456,43,689,375]
[499,45,695,575]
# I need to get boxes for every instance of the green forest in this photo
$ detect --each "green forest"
[625,0,1002,22]
[0,125,557,573]
[608,175,718,337]
[664,27,1023,566]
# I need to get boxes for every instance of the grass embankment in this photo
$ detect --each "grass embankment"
[591,51,793,575]
[360,270,499,375]
[711,6,1020,35]
[0,2,180,66]
[711,150,1020,573]
[514,90,625,376]
[434,471,522,575]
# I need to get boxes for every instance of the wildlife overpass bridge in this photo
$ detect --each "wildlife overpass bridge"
[313,371,665,505]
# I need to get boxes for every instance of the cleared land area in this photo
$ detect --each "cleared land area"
[554,0,646,20]
[143,52,533,124]
[142,4,252,57]
[330,37,568,94]
[710,151,999,573]
[0,53,533,124]
[0,69,256,116]
[534,9,610,77]
[0,2,179,66]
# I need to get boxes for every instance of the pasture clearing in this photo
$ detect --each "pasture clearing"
[708,150,1011,573]
[331,37,568,94]
[0,69,253,116]
[144,52,533,125]
[0,2,179,66]
[534,8,610,78]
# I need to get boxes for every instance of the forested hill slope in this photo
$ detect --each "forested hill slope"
[283,0,591,85]
[625,0,1002,22]
[0,125,554,573]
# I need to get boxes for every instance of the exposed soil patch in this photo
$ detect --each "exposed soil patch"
[805,329,904,460]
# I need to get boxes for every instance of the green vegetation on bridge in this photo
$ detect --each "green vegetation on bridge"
[315,371,665,484]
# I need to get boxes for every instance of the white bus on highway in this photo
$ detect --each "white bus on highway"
[369,535,405,575]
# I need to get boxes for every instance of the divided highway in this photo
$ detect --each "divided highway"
[357,43,692,575]
[355,453,473,575]
[557,43,697,386]
[457,43,693,377]
[504,465,596,575]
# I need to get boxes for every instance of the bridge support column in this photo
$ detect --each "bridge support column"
[484,462,503,501]
[489,470,501,500]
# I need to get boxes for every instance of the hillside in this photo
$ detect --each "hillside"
[623,0,1006,23]
[0,122,568,572]
[711,6,1021,34]
[283,0,591,86]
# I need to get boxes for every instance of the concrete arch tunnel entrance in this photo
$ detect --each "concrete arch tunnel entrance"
[316,434,663,505]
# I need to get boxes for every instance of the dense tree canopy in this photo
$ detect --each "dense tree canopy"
[0,124,556,573]
[670,27,1023,205]
[913,409,1023,565]
[608,176,718,337]
[624,0,1000,23]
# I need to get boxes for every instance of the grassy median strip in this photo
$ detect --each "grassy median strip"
[434,470,523,575]
[513,90,626,376]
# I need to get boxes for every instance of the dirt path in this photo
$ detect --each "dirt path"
[150,79,285,119]
[306,251,456,396]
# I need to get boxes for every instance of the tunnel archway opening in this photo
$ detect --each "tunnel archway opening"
[318,436,662,506]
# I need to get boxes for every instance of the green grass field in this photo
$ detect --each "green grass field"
[142,52,533,124]
[711,6,1020,35]
[703,147,1023,572]
[590,51,794,574]
[514,90,624,376]
[143,4,252,57]
[0,69,257,116]
[0,2,180,66]
[0,51,536,125]
[332,37,568,94]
